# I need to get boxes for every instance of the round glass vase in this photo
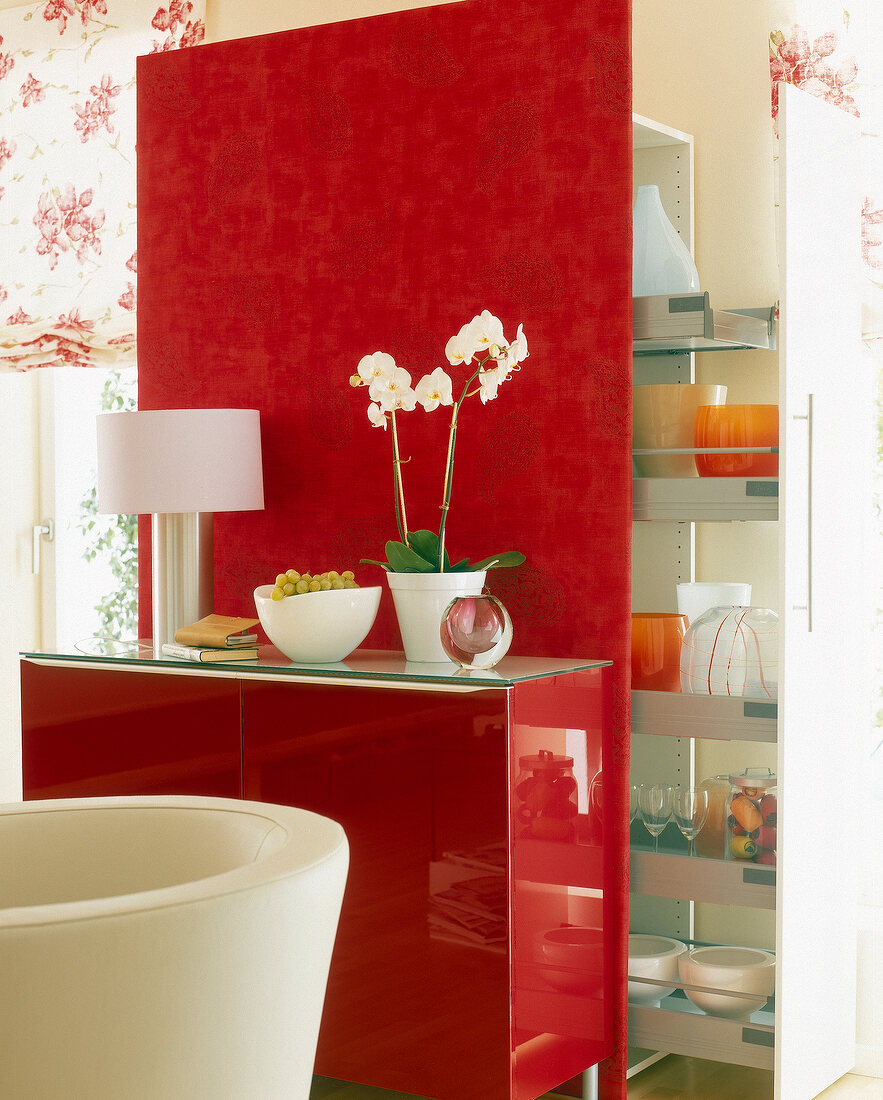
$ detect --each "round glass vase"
[439,592,513,669]
[679,605,778,698]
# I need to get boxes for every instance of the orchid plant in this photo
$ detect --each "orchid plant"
[350,310,529,573]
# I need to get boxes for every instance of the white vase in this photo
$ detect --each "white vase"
[386,570,486,663]
[632,184,700,297]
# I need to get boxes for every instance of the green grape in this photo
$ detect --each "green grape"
[331,578,344,590]
[300,573,312,583]
[308,579,321,592]
[342,570,355,581]
[328,570,341,581]
[271,586,285,601]
[319,579,332,591]
[285,569,300,581]
[281,582,294,596]
[343,578,357,588]
[275,573,288,587]
[295,579,310,594]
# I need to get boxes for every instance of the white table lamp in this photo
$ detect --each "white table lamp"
[97,409,264,652]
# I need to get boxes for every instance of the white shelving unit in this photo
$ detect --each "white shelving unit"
[629,92,870,1099]
[633,477,778,522]
[632,690,777,744]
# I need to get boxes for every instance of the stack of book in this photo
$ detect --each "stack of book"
[160,614,261,663]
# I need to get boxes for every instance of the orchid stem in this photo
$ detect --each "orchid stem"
[390,410,410,547]
[437,406,458,571]
[437,360,483,570]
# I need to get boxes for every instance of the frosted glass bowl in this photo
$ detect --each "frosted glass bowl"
[633,383,727,477]
[678,944,775,1019]
[680,605,778,699]
[627,934,687,1004]
[254,585,381,663]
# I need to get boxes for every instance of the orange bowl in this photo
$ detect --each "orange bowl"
[694,404,778,477]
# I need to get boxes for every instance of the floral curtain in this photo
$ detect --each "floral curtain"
[0,0,205,371]
[768,0,883,351]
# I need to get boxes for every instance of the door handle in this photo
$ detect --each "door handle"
[791,394,813,632]
[32,519,54,575]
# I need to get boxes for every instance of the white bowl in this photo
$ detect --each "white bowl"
[254,584,381,663]
[628,933,687,1004]
[678,944,775,1019]
[535,926,604,995]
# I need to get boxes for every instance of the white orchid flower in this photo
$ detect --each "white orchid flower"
[358,351,397,386]
[370,364,413,405]
[375,367,418,413]
[445,322,480,367]
[383,387,418,413]
[507,323,529,365]
[367,403,388,429]
[477,363,505,404]
[415,367,454,412]
[469,310,505,351]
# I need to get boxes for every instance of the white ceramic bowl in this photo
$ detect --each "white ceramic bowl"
[628,933,687,1004]
[254,584,381,663]
[535,926,604,995]
[678,944,775,1019]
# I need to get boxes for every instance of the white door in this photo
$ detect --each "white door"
[777,83,871,1099]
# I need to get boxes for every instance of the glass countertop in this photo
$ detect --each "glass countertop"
[21,644,611,689]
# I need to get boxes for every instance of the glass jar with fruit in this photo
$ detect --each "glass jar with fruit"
[515,750,578,843]
[725,767,777,864]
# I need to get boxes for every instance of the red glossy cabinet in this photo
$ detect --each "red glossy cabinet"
[20,652,613,1100]
[20,658,242,799]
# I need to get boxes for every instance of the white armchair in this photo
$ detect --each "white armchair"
[0,795,348,1099]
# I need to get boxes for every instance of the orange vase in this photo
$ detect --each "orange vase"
[631,612,688,692]
[694,404,779,477]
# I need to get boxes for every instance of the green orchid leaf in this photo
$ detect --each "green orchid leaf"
[406,529,441,565]
[359,558,391,570]
[384,540,438,573]
[448,558,473,572]
[469,550,526,571]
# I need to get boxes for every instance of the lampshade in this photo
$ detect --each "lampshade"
[97,409,264,515]
[96,409,264,652]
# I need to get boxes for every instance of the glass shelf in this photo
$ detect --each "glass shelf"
[20,646,611,691]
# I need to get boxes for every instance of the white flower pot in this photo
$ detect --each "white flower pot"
[386,570,487,663]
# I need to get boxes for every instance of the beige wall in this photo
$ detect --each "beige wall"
[204,0,461,42]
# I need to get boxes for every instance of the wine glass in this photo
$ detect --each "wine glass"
[630,784,639,823]
[672,786,710,857]
[638,784,673,853]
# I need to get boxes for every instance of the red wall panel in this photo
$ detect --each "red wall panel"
[136,0,631,1093]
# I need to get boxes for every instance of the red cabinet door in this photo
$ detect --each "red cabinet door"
[242,678,512,1100]
[242,668,613,1100]
[21,660,242,799]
